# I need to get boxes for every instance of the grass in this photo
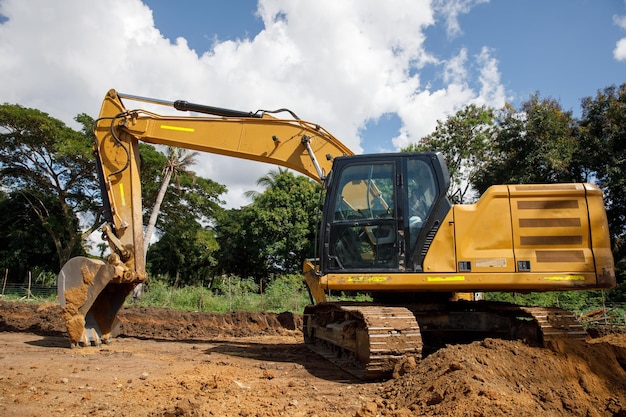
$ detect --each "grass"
[131,274,312,314]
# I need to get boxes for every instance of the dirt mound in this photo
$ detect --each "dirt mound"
[119,306,302,340]
[0,301,302,342]
[358,337,626,417]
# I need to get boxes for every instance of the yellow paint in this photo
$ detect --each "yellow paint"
[543,275,585,281]
[160,124,195,133]
[346,276,389,283]
[427,276,466,282]
[119,183,126,206]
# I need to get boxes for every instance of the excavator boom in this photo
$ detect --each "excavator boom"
[58,89,352,346]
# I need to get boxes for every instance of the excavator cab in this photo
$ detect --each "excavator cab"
[321,152,452,274]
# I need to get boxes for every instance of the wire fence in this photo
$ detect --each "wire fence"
[0,283,57,299]
[579,302,626,329]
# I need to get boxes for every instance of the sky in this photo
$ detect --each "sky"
[1,0,625,209]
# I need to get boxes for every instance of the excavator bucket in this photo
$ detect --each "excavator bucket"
[57,256,134,347]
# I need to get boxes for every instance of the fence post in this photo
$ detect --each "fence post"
[228,275,232,312]
[260,280,264,312]
[602,290,608,326]
[27,271,32,300]
[169,271,179,307]
[1,269,7,297]
[294,287,298,312]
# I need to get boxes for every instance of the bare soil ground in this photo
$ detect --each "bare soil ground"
[0,300,625,417]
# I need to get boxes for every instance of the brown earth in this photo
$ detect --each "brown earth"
[0,300,625,417]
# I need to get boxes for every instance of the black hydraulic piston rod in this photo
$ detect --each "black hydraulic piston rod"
[173,100,262,118]
[116,92,262,118]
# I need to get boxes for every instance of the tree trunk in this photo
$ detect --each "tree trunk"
[143,166,173,257]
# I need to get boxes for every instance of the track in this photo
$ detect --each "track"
[304,301,590,380]
[521,306,589,343]
[303,303,422,379]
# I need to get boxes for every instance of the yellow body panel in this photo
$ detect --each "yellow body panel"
[452,185,515,273]
[320,271,600,292]
[422,210,456,272]
[509,183,595,273]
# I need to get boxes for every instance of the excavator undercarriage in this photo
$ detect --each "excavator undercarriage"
[303,300,587,379]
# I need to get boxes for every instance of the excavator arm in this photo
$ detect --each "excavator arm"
[58,89,353,346]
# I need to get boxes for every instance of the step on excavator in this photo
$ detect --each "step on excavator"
[58,89,616,379]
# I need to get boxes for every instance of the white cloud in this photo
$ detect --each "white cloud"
[474,47,506,106]
[443,48,469,84]
[0,0,505,209]
[614,11,626,61]
[433,0,490,38]
[615,39,626,61]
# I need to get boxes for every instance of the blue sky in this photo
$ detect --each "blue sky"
[1,0,625,208]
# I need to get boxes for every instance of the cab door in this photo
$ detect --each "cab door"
[322,158,399,272]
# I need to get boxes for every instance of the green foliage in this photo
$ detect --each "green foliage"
[473,95,581,193]
[133,273,311,314]
[169,285,214,311]
[142,145,225,228]
[484,290,606,312]
[140,143,226,285]
[212,275,260,312]
[327,291,373,303]
[263,274,309,312]
[139,143,226,247]
[0,192,59,280]
[578,84,626,261]
[214,169,322,280]
[404,104,497,203]
[485,291,626,328]
[135,278,171,307]
[0,104,94,275]
[146,214,219,287]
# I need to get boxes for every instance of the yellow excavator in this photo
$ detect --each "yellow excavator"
[58,89,615,379]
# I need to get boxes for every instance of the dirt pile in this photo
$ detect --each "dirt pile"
[358,337,626,417]
[0,301,302,342]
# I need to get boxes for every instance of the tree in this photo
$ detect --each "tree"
[403,104,496,202]
[578,83,626,272]
[473,95,581,194]
[214,169,322,281]
[0,192,59,280]
[0,105,97,272]
[135,143,225,248]
[133,144,226,286]
[213,207,260,279]
[143,146,200,257]
[146,210,219,287]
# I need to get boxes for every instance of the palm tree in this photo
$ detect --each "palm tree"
[143,146,199,257]
[243,167,289,201]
